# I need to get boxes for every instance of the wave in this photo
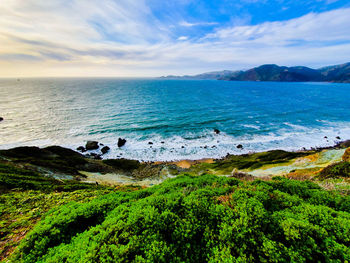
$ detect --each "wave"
[1,122,350,162]
[68,122,350,162]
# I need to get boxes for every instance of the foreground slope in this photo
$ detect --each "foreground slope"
[9,174,350,263]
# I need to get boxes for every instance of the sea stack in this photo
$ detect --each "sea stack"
[214,129,220,134]
[118,138,127,147]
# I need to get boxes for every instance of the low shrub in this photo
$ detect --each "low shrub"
[10,174,350,263]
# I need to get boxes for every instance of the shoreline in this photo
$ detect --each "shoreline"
[1,138,349,165]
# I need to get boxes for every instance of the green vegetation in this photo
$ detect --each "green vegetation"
[0,162,107,192]
[190,150,310,175]
[319,161,350,179]
[103,158,141,171]
[8,174,350,263]
[1,146,350,262]
[0,161,115,260]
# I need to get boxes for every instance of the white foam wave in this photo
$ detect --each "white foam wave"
[1,123,350,162]
[70,123,350,162]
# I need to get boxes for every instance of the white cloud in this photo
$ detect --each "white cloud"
[177,36,188,41]
[179,21,218,27]
[0,2,349,77]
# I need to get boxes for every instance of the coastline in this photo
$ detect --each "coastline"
[1,139,349,184]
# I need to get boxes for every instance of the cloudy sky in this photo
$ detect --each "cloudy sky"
[1,0,350,77]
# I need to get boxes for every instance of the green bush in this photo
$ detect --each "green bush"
[10,174,350,262]
[319,161,350,179]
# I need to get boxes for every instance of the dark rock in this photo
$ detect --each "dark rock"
[214,129,220,134]
[117,138,127,147]
[76,146,86,152]
[161,141,165,144]
[101,146,110,154]
[204,146,208,149]
[0,117,3,122]
[324,136,328,139]
[237,144,243,149]
[86,141,99,150]
[148,142,153,145]
[181,146,185,148]
[336,136,341,140]
[100,143,104,146]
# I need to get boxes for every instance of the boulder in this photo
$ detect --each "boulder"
[85,141,99,150]
[76,146,86,152]
[117,138,127,147]
[342,148,350,162]
[237,144,243,149]
[336,136,341,140]
[0,117,3,122]
[101,146,110,154]
[148,142,153,145]
[214,129,220,134]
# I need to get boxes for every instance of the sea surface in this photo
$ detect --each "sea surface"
[1,78,350,161]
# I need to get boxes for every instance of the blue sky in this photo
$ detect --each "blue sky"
[0,0,350,76]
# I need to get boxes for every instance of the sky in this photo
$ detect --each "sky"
[0,0,350,77]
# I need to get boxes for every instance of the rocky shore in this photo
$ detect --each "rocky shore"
[1,138,349,188]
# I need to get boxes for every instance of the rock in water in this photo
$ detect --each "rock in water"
[101,146,110,154]
[214,129,220,134]
[76,146,86,152]
[0,117,3,122]
[237,144,243,149]
[148,142,153,145]
[118,138,127,147]
[85,141,99,150]
[342,148,350,162]
[336,136,341,140]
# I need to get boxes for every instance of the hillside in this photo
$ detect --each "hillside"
[161,62,350,83]
[1,144,350,261]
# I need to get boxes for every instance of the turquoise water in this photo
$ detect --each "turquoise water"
[1,78,350,161]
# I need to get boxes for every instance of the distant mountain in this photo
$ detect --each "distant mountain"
[222,64,325,82]
[318,62,350,83]
[160,62,350,83]
[160,70,238,80]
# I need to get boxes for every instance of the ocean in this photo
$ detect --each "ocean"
[1,78,350,161]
